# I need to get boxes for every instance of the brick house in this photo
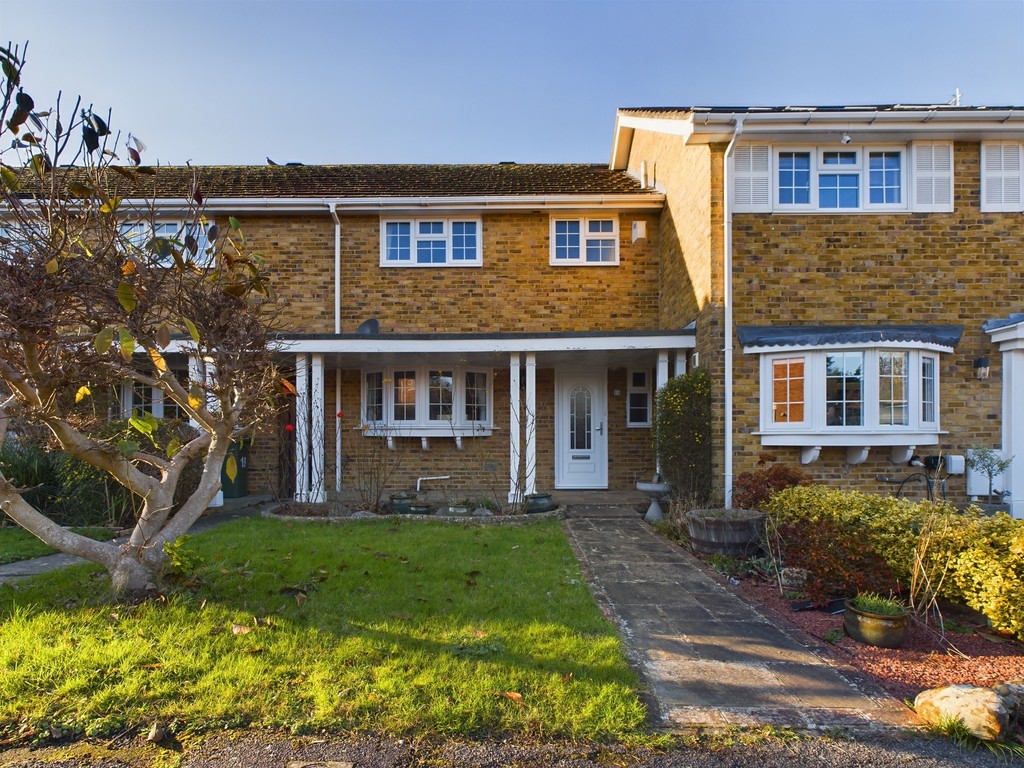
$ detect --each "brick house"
[127,164,685,504]
[612,104,1024,517]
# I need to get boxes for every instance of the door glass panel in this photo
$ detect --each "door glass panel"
[569,385,592,451]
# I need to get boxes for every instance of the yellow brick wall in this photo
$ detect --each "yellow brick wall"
[727,140,1016,503]
[239,210,662,335]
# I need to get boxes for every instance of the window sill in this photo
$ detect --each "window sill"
[357,424,494,451]
[379,261,483,268]
[756,430,945,466]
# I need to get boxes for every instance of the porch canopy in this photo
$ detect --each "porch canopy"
[277,328,695,503]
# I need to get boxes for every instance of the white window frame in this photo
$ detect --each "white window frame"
[379,217,483,267]
[549,215,620,265]
[754,345,945,447]
[120,220,215,267]
[626,369,652,427]
[360,365,494,437]
[772,146,907,212]
[120,366,189,420]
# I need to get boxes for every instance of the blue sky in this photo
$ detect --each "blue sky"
[4,0,1023,165]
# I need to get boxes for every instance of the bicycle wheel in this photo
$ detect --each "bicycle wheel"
[897,472,932,502]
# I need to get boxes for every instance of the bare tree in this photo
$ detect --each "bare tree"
[0,43,280,595]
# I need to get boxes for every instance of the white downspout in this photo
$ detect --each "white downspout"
[329,203,341,334]
[328,203,342,492]
[723,118,743,508]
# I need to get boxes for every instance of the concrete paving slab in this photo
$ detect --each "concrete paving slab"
[563,510,920,732]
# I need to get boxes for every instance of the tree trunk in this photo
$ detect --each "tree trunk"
[110,549,160,597]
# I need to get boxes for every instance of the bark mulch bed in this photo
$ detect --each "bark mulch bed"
[733,574,1024,702]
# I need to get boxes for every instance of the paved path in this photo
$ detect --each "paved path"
[564,509,917,732]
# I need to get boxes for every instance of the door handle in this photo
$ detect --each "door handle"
[597,422,604,435]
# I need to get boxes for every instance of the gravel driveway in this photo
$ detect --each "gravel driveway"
[1,731,1013,767]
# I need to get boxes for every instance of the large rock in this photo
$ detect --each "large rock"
[914,684,1010,741]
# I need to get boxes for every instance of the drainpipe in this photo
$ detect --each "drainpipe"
[329,203,341,334]
[723,118,743,508]
[328,203,342,492]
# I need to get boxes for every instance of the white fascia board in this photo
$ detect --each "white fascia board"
[275,333,694,355]
[126,194,664,215]
[742,340,956,355]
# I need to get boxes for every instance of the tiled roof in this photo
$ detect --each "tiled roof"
[114,163,649,198]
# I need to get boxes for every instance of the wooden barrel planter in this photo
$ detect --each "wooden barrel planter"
[686,509,766,556]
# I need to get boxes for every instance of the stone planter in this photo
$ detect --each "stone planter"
[389,492,414,514]
[843,599,909,649]
[408,502,433,515]
[524,492,556,514]
[686,509,766,556]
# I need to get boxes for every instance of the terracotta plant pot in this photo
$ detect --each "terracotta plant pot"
[843,600,908,648]
[686,508,766,556]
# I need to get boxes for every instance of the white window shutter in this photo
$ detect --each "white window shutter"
[732,145,771,212]
[912,142,954,212]
[981,142,1022,212]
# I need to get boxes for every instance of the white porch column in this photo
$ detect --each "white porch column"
[188,355,224,508]
[295,353,310,503]
[525,352,537,496]
[310,353,326,503]
[1002,348,1024,518]
[673,351,687,378]
[509,353,521,503]
[335,369,343,493]
[656,350,670,391]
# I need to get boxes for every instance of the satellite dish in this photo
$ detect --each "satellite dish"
[356,318,380,335]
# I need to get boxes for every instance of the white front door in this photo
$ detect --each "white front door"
[555,371,608,489]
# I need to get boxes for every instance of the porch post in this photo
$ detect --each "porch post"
[188,355,224,508]
[525,352,537,496]
[655,351,670,477]
[295,353,310,503]
[509,353,521,503]
[310,353,326,503]
[673,351,687,377]
[335,369,343,493]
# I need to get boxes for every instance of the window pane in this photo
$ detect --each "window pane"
[465,371,488,422]
[385,222,411,261]
[772,357,805,423]
[822,151,857,165]
[826,352,863,426]
[588,219,614,233]
[452,221,477,261]
[569,385,592,450]
[921,356,936,423]
[428,370,454,421]
[585,238,615,262]
[879,351,909,426]
[393,370,416,421]
[628,392,649,424]
[778,152,811,204]
[365,372,384,422]
[554,220,580,260]
[416,239,446,264]
[819,174,859,208]
[631,371,647,388]
[869,151,901,204]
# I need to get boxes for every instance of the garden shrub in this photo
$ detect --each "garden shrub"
[732,452,812,510]
[655,368,712,506]
[0,437,62,517]
[765,485,1024,640]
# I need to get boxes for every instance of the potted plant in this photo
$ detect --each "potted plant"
[966,446,1013,514]
[524,492,556,514]
[843,592,908,649]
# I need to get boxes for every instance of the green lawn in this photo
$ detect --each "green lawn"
[0,517,646,742]
[0,526,115,565]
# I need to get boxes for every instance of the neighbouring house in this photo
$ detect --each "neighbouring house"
[122,164,682,504]
[612,103,1024,517]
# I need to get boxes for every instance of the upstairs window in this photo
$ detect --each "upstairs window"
[733,143,950,213]
[380,218,482,266]
[550,216,619,265]
[120,220,214,266]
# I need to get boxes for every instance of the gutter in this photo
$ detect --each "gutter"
[723,118,743,508]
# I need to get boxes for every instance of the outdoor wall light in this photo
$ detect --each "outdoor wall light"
[840,132,852,144]
[974,357,991,380]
